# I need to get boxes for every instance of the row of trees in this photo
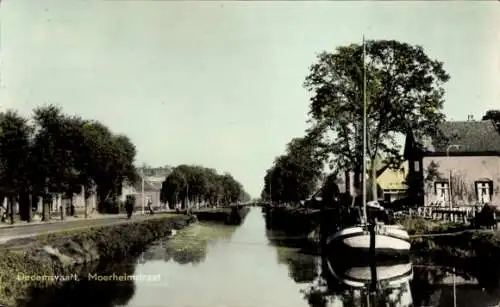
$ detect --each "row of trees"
[160,164,250,208]
[0,105,138,222]
[261,137,324,204]
[262,39,452,203]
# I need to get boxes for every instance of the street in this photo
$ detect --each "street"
[0,213,177,245]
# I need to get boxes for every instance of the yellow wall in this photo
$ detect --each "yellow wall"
[377,161,408,191]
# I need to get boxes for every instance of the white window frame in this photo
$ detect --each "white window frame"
[434,181,449,204]
[475,181,492,204]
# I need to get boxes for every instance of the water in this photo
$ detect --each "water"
[129,208,316,307]
[19,208,500,307]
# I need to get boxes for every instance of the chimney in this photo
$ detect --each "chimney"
[467,114,474,121]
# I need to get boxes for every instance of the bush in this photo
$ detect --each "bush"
[397,216,467,235]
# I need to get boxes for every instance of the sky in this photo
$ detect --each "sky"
[1,1,499,198]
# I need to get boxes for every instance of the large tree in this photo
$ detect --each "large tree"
[160,168,188,209]
[31,105,78,221]
[262,164,285,204]
[304,40,450,200]
[261,136,323,204]
[0,110,33,223]
[80,120,138,212]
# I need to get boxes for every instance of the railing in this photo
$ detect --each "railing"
[407,204,486,224]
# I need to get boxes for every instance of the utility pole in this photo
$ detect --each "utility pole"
[141,168,145,215]
[361,34,368,223]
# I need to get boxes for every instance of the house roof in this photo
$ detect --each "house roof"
[414,120,500,154]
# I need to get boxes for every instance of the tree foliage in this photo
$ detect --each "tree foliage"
[0,105,138,221]
[261,137,323,204]
[482,109,500,131]
[160,165,249,209]
[303,40,450,200]
[482,109,500,122]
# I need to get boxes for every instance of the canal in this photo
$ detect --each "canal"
[20,208,500,307]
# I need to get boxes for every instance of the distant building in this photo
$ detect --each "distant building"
[377,162,408,203]
[121,176,165,209]
[337,157,406,202]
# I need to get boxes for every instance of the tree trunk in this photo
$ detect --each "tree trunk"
[353,165,361,191]
[31,194,39,219]
[70,197,75,216]
[370,160,378,201]
[84,195,89,218]
[345,170,352,196]
[42,186,50,222]
[19,192,31,222]
[83,185,88,219]
[8,195,15,224]
[27,194,33,222]
[59,193,65,221]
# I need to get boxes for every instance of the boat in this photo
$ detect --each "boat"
[325,201,411,258]
[325,36,411,258]
[325,224,411,259]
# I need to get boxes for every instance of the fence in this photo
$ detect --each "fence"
[407,205,485,224]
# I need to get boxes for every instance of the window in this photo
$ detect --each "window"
[434,181,449,203]
[475,180,493,204]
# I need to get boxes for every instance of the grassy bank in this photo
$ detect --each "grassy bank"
[16,257,140,307]
[399,216,500,277]
[398,216,468,236]
[0,214,196,306]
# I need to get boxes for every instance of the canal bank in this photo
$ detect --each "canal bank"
[192,206,251,225]
[12,207,500,307]
[265,206,500,264]
[0,214,196,307]
[404,216,500,282]
[264,207,320,235]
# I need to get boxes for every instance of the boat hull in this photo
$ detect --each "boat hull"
[326,225,411,259]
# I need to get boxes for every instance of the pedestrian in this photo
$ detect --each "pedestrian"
[147,199,154,215]
[125,195,134,219]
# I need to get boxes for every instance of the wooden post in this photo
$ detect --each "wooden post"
[8,195,14,225]
[42,183,50,222]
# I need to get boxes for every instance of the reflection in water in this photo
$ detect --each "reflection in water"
[267,228,319,284]
[125,208,320,307]
[301,256,413,307]
[141,221,238,265]
[411,264,500,307]
[277,249,319,284]
[18,259,137,307]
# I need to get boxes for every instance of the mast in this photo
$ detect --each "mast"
[362,35,368,223]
